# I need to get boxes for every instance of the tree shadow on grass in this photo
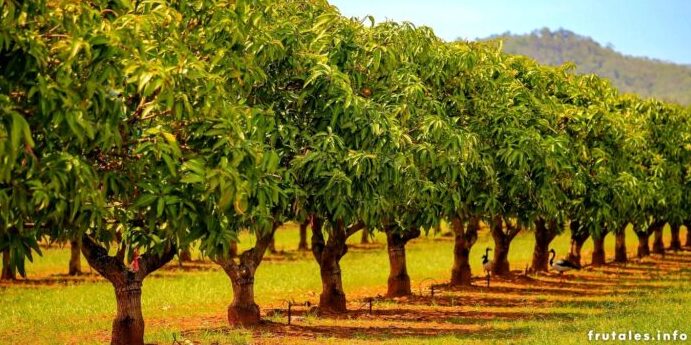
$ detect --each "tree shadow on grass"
[183,321,534,342]
[0,273,104,288]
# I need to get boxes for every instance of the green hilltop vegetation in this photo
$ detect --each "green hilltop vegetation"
[484,28,691,105]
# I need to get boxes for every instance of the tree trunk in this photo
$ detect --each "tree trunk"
[614,229,627,263]
[318,247,346,313]
[490,216,520,276]
[312,218,364,313]
[591,233,606,266]
[81,235,175,345]
[637,232,650,258]
[449,216,479,286]
[669,224,682,251]
[530,219,558,272]
[685,220,691,247]
[112,281,145,345]
[267,237,277,254]
[361,228,370,244]
[567,221,589,267]
[216,225,277,327]
[179,248,192,262]
[69,239,82,276]
[385,226,420,297]
[652,225,665,255]
[1,249,15,280]
[298,219,309,251]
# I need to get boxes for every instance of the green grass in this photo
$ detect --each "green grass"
[0,224,689,344]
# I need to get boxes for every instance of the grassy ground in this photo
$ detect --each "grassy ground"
[0,224,689,344]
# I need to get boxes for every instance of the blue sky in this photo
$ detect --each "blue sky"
[329,0,691,65]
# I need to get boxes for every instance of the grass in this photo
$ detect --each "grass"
[0,223,689,344]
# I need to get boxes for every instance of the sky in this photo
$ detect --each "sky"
[329,0,691,65]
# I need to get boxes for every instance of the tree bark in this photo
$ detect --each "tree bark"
[385,225,420,297]
[361,228,370,244]
[69,239,82,276]
[614,228,627,263]
[112,281,144,345]
[449,216,479,285]
[669,224,682,251]
[311,218,364,313]
[490,216,520,276]
[179,248,192,262]
[637,232,650,258]
[567,220,589,266]
[530,218,558,272]
[215,225,277,327]
[298,218,309,251]
[591,233,607,266]
[267,236,277,254]
[81,235,175,345]
[1,249,15,280]
[652,224,665,255]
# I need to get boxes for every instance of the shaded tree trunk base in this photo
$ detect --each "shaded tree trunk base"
[386,226,420,297]
[592,235,606,266]
[228,301,261,327]
[490,217,518,277]
[637,233,651,258]
[112,283,145,345]
[530,219,557,273]
[179,248,192,262]
[614,231,627,263]
[80,235,176,345]
[361,228,370,244]
[2,249,16,280]
[450,217,479,286]
[669,224,681,251]
[318,292,347,314]
[652,228,665,255]
[216,225,278,328]
[312,218,363,314]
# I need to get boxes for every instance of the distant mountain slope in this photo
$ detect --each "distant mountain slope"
[484,28,691,105]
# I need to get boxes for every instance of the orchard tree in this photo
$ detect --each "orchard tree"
[559,74,623,266]
[1,0,289,343]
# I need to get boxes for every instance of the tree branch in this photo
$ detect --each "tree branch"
[345,220,366,238]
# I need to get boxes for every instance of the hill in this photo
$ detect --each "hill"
[483,28,691,105]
